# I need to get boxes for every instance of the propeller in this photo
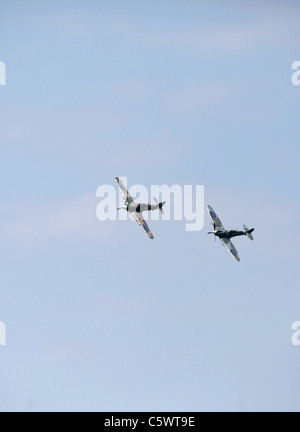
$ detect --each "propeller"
[207,231,217,242]
[208,222,217,241]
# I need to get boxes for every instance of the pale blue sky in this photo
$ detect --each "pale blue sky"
[0,0,300,412]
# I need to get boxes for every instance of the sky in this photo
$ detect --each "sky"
[0,0,300,412]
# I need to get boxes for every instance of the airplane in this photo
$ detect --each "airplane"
[207,205,254,262]
[115,177,166,239]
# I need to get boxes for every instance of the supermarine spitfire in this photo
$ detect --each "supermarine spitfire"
[207,205,254,262]
[115,177,166,239]
[114,178,254,260]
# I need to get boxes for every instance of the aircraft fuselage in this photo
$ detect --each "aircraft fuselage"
[123,202,155,213]
[215,230,246,239]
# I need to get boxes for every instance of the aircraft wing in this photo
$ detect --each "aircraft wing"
[132,212,154,239]
[221,238,240,262]
[115,177,134,204]
[207,205,225,230]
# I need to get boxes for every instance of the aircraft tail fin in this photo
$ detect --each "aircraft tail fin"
[153,198,166,215]
[243,225,254,240]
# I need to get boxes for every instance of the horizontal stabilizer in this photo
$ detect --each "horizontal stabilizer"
[153,198,165,215]
[243,224,254,241]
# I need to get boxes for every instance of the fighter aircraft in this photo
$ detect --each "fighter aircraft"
[115,177,166,239]
[207,205,254,262]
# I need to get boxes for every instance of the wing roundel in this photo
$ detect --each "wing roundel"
[221,238,240,262]
[115,177,134,204]
[132,212,154,239]
[207,205,225,231]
